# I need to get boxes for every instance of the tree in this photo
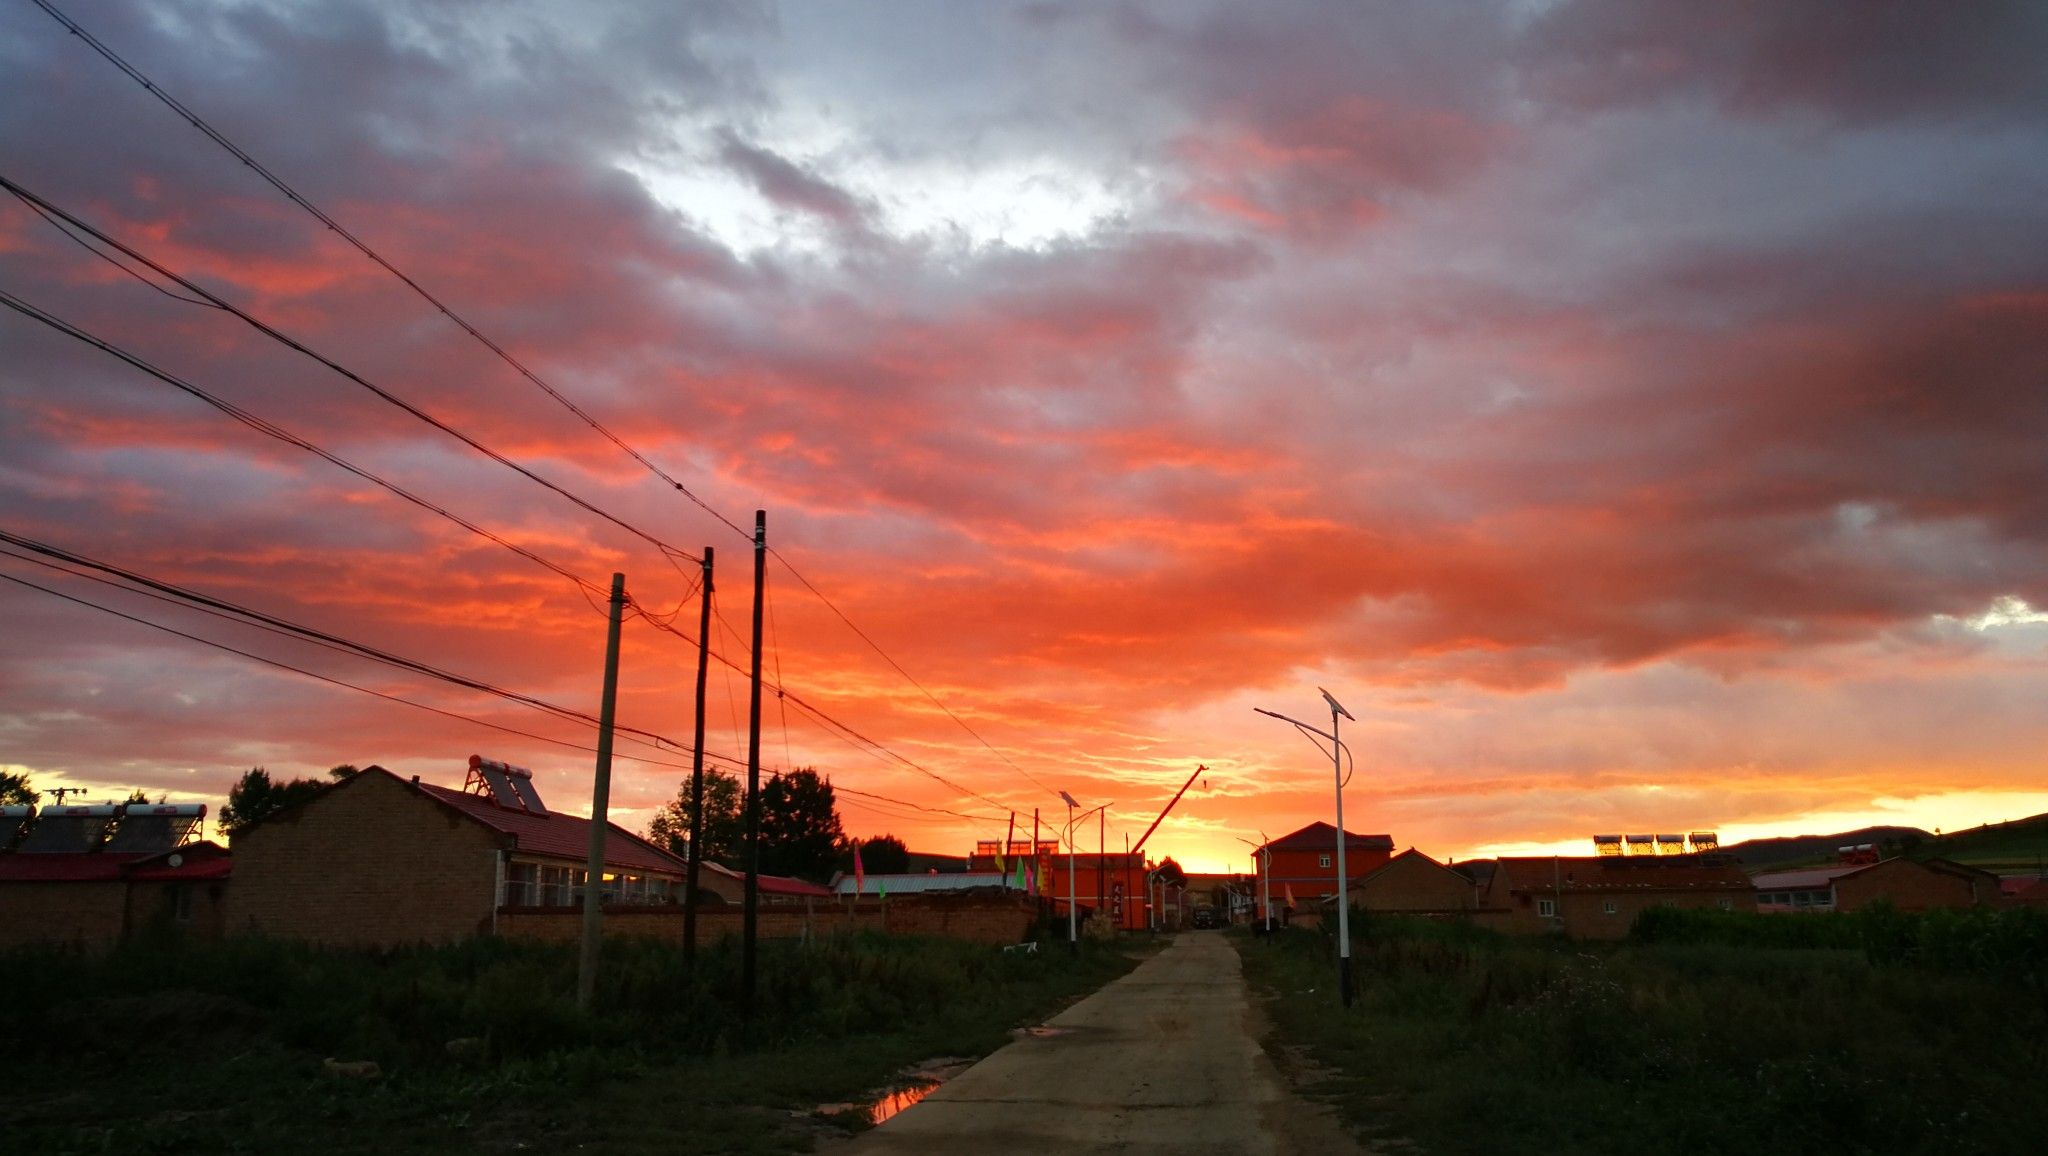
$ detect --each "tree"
[0,771,37,807]
[1154,856,1188,888]
[329,765,361,781]
[840,833,909,875]
[758,768,845,883]
[646,767,745,865]
[218,767,327,837]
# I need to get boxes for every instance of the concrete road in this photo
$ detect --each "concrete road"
[837,933,1362,1155]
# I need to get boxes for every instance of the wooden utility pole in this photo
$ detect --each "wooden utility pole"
[682,547,713,969]
[1097,807,1105,914]
[1032,808,1040,894]
[576,572,627,1011]
[741,511,766,1014]
[1003,811,1015,889]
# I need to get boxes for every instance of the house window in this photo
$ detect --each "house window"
[1717,897,1732,910]
[1318,854,1332,868]
[1603,900,1617,915]
[505,862,539,906]
[1537,898,1556,918]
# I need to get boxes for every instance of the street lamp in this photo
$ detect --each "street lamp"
[1234,831,1273,933]
[1255,687,1358,1007]
[1058,790,1080,953]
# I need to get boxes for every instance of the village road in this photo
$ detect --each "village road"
[836,932,1363,1155]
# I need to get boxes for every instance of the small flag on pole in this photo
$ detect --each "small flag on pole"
[1284,882,1297,909]
[1014,859,1028,891]
[854,843,865,898]
[878,880,887,900]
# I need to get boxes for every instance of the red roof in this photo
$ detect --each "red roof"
[0,852,148,882]
[1492,856,1752,893]
[410,776,684,876]
[125,841,233,882]
[0,841,232,883]
[702,860,834,896]
[1264,822,1394,853]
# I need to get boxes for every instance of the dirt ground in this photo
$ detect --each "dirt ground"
[834,932,1364,1155]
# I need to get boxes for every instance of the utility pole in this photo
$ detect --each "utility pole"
[1003,811,1015,890]
[1031,808,1040,894]
[576,572,626,1011]
[1060,792,1080,954]
[1327,689,1355,1007]
[742,512,765,1016]
[682,547,713,970]
[1097,807,1105,916]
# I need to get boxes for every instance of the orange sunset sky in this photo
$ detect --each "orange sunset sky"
[4,2,2047,875]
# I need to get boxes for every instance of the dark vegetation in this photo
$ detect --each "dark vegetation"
[644,767,848,882]
[0,930,1138,1154]
[1240,908,2048,1155]
[218,764,360,835]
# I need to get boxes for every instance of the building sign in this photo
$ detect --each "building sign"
[1111,880,1124,919]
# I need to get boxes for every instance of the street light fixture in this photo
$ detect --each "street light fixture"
[1254,687,1359,1007]
[1234,831,1273,933]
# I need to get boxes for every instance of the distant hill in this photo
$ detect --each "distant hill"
[1721,826,1932,874]
[1719,811,2048,876]
[1914,811,2048,874]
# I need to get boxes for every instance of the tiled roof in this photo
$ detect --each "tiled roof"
[1264,822,1394,853]
[830,871,1007,895]
[411,777,684,876]
[1493,856,1752,892]
[1752,865,1862,890]
[701,860,834,896]
[0,852,148,882]
[0,841,231,883]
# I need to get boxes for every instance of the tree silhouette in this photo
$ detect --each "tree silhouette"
[841,833,910,875]
[218,768,327,836]
[646,768,745,865]
[758,768,845,882]
[0,771,36,806]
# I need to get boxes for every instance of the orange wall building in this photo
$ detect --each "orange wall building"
[1253,822,1394,918]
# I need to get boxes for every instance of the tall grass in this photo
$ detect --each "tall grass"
[0,929,1124,1074]
[1243,913,2048,1155]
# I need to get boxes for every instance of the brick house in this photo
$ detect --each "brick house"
[1347,848,1478,915]
[0,803,225,949]
[1475,855,1753,939]
[1753,856,2001,913]
[229,759,685,947]
[1254,822,1394,919]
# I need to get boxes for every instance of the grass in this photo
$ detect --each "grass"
[1238,912,2048,1156]
[0,927,1141,1154]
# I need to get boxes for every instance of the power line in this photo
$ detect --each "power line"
[29,0,1057,809]
[0,564,726,775]
[0,286,614,598]
[0,538,1003,826]
[27,0,749,542]
[0,174,701,572]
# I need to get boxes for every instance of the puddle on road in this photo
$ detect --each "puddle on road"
[1012,1024,1071,1038]
[812,1057,973,1128]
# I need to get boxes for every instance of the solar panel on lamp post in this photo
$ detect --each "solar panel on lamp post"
[1254,689,1358,1008]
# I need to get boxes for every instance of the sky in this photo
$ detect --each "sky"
[3,1,2047,875]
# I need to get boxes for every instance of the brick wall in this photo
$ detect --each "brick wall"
[1350,852,1476,913]
[496,894,1035,948]
[1835,858,1982,912]
[228,769,502,947]
[123,879,230,942]
[0,881,127,949]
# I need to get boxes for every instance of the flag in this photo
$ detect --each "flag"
[1284,882,1297,909]
[854,843,865,897]
[879,880,887,900]
[1013,859,1027,891]
[993,846,1005,875]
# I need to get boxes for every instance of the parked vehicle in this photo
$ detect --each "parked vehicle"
[1191,906,1219,929]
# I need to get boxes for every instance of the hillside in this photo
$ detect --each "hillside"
[1914,811,2048,874]
[1721,826,1932,873]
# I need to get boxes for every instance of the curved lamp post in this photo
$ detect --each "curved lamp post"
[1234,831,1273,933]
[1255,688,1358,1007]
